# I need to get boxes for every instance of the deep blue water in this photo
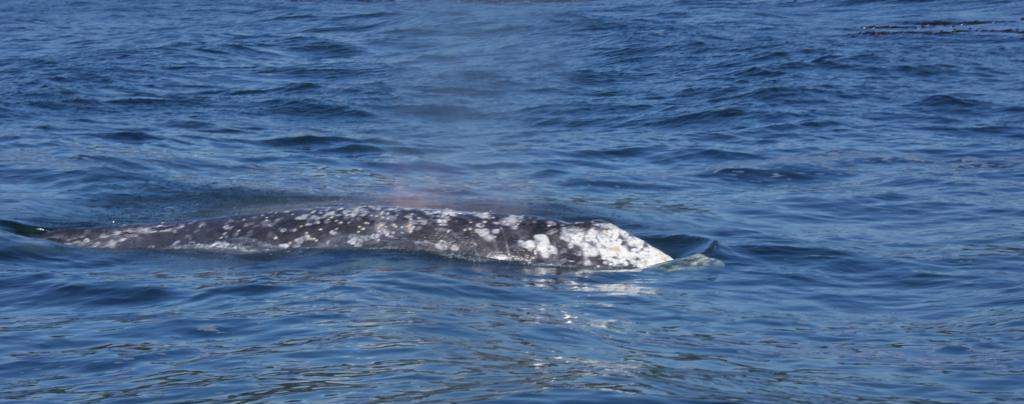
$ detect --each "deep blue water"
[2,0,1023,402]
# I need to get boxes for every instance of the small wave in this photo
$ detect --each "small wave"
[895,64,957,77]
[33,283,176,307]
[165,120,213,129]
[285,38,364,59]
[737,66,785,78]
[27,98,101,110]
[650,108,745,127]
[190,284,287,302]
[645,234,716,258]
[916,94,982,108]
[658,253,724,271]
[260,134,357,147]
[72,154,152,171]
[735,244,867,273]
[304,22,388,34]
[230,82,319,96]
[302,10,398,34]
[654,149,762,163]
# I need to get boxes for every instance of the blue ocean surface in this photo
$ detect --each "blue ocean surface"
[1,0,1023,402]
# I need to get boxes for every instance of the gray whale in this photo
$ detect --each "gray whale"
[42,206,673,269]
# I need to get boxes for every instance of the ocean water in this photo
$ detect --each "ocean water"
[1,0,1023,402]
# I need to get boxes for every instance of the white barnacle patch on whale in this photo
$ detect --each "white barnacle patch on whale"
[474,227,497,242]
[530,234,558,259]
[498,215,523,229]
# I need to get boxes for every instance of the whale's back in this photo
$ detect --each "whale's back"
[41,206,672,269]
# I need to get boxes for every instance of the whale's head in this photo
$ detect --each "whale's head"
[554,220,672,269]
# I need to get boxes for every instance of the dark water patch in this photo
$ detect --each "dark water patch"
[190,284,288,302]
[749,50,790,61]
[265,14,318,22]
[530,168,568,178]
[895,63,958,77]
[152,317,264,339]
[735,244,852,263]
[321,144,386,155]
[916,94,984,109]
[45,168,149,190]
[0,274,52,290]
[230,82,319,96]
[735,66,785,78]
[14,283,176,307]
[466,161,524,170]
[165,119,213,130]
[567,69,619,87]
[650,108,745,127]
[654,148,762,164]
[283,37,364,59]
[389,145,442,156]
[260,99,373,118]
[745,86,830,104]
[798,119,840,128]
[106,97,169,106]
[570,146,660,159]
[303,20,388,34]
[96,130,162,143]
[195,126,249,134]
[414,84,507,97]
[388,104,488,122]
[221,42,282,58]
[255,66,376,80]
[71,154,152,172]
[892,271,963,290]
[261,134,357,147]
[27,97,102,111]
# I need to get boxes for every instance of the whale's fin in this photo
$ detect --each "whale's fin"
[0,220,48,237]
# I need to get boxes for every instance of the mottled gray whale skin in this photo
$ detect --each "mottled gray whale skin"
[44,206,673,269]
